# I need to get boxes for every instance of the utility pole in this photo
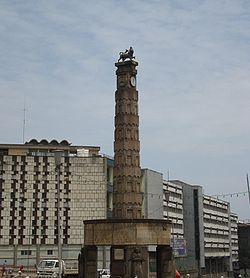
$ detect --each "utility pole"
[247,173,250,204]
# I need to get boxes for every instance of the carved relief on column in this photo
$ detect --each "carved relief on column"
[113,60,142,219]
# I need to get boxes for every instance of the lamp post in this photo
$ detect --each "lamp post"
[54,150,63,278]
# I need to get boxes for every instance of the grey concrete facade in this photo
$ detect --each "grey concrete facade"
[141,169,163,219]
[143,176,239,277]
[173,181,205,273]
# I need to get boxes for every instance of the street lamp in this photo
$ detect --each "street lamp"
[54,150,64,278]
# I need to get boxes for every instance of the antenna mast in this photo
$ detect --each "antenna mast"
[247,173,250,204]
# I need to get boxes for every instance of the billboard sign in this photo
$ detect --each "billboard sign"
[171,238,187,257]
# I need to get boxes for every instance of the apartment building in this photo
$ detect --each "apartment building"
[238,222,250,273]
[170,181,239,276]
[0,140,113,268]
[203,195,232,273]
[141,171,184,239]
[143,178,239,277]
[168,180,205,273]
[141,169,164,220]
[163,180,184,240]
[230,213,239,270]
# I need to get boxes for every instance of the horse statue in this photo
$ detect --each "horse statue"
[118,47,135,62]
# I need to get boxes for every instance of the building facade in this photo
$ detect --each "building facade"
[163,180,184,240]
[202,195,233,274]
[143,177,239,277]
[141,169,164,220]
[0,140,112,269]
[230,213,239,270]
[238,223,250,274]
[0,140,240,275]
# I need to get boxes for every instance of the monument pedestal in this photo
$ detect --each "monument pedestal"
[81,219,174,278]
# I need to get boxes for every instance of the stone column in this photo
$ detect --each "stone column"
[83,246,98,278]
[113,60,142,220]
[112,59,147,278]
[156,245,175,278]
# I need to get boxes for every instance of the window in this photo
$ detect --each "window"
[47,250,53,255]
[21,250,31,256]
[41,229,46,235]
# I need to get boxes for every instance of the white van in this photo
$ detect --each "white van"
[37,259,66,278]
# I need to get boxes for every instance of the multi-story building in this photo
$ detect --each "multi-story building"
[0,140,240,276]
[169,180,205,273]
[143,178,239,277]
[141,169,163,220]
[203,195,232,274]
[230,213,239,270]
[163,180,184,240]
[0,139,113,269]
[141,171,184,238]
[169,181,239,277]
[238,222,250,274]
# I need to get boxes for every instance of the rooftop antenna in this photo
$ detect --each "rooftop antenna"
[22,96,26,144]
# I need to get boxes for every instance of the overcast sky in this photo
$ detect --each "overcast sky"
[0,0,250,220]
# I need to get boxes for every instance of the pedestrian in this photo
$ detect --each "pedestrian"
[176,270,181,278]
[19,265,24,273]
[186,273,190,278]
[1,267,5,277]
[1,261,7,277]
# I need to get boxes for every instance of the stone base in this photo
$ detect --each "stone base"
[79,219,174,278]
[84,218,172,246]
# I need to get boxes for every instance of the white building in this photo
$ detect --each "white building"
[203,195,233,274]
[163,180,184,239]
[0,140,112,269]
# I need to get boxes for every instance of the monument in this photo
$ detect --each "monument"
[113,47,142,220]
[80,49,175,278]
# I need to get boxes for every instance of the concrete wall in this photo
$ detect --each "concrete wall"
[141,169,163,219]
